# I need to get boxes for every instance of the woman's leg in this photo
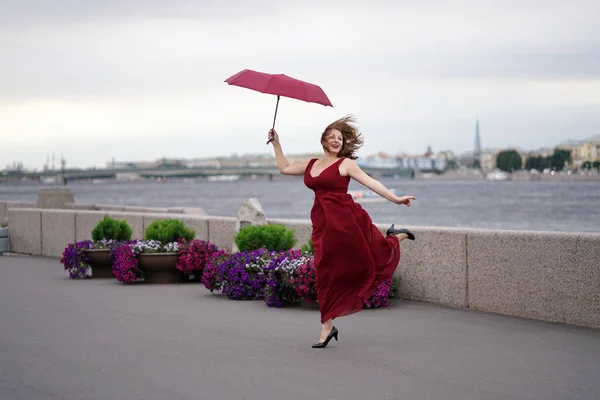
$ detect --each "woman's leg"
[395,233,409,241]
[319,319,334,342]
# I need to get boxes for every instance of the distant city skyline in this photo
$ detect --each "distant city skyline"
[8,129,597,173]
[1,1,599,170]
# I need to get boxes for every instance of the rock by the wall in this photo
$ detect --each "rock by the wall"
[233,198,267,252]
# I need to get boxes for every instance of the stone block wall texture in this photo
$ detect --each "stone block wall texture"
[123,206,170,214]
[1,200,39,236]
[75,211,109,242]
[62,203,207,215]
[42,210,76,257]
[1,201,37,224]
[180,216,210,241]
[170,207,207,216]
[467,230,600,329]
[208,217,237,252]
[7,208,42,255]
[390,226,469,308]
[94,204,126,212]
[65,203,96,211]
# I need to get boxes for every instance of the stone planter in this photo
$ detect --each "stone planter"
[0,227,8,255]
[83,249,114,279]
[138,253,185,284]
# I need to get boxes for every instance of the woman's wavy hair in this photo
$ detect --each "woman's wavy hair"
[320,115,364,160]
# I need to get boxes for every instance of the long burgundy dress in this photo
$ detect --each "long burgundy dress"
[304,158,401,323]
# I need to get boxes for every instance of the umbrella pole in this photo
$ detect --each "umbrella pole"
[267,95,280,144]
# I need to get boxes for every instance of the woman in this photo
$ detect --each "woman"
[269,115,416,348]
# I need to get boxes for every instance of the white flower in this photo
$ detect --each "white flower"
[245,256,271,271]
[278,256,310,275]
[163,242,180,252]
[132,239,163,253]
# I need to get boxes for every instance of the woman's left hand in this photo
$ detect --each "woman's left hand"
[395,195,416,206]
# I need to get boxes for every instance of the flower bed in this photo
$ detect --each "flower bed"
[60,235,399,309]
[202,248,398,309]
[61,238,221,284]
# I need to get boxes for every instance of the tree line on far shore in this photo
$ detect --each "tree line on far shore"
[495,148,599,172]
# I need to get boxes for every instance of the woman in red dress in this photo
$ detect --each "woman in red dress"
[268,115,416,348]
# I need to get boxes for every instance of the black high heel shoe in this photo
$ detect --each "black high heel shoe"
[386,224,415,240]
[312,326,339,348]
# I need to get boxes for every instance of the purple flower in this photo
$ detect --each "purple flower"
[200,246,396,310]
[110,241,141,284]
[263,250,302,307]
[60,241,94,279]
[214,248,272,300]
[363,278,394,309]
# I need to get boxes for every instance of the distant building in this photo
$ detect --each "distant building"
[185,159,222,168]
[358,152,398,168]
[357,151,447,172]
[480,151,496,171]
[401,156,447,171]
[437,150,457,161]
[578,135,600,162]
[475,148,528,171]
[528,148,554,158]
[557,135,600,169]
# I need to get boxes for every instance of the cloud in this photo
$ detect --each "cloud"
[1,0,599,169]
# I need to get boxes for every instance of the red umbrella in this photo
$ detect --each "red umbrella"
[224,69,333,144]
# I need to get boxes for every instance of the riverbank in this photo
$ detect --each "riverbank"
[417,169,600,181]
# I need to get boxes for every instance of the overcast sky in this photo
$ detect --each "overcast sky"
[1,0,599,170]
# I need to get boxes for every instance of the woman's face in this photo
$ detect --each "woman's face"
[322,129,343,155]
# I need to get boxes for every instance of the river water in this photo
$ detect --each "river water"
[1,177,599,233]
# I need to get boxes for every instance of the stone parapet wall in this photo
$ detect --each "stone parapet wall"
[0,201,37,224]
[64,202,206,215]
[0,199,205,225]
[4,206,600,330]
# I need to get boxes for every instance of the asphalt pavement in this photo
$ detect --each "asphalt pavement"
[1,255,599,400]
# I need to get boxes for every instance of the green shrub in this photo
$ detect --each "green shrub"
[234,224,296,252]
[92,216,133,242]
[301,237,313,254]
[144,218,195,244]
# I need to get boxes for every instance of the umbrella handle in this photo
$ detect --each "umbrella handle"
[267,95,280,145]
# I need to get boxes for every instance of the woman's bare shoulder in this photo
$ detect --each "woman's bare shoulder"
[338,158,359,176]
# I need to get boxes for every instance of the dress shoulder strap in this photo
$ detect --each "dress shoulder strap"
[305,158,318,173]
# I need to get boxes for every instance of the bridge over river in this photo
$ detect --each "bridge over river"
[3,165,415,183]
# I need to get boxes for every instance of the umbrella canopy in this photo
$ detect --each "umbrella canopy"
[224,69,333,144]
[225,69,333,107]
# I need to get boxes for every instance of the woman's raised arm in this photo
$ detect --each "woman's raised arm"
[269,128,310,176]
